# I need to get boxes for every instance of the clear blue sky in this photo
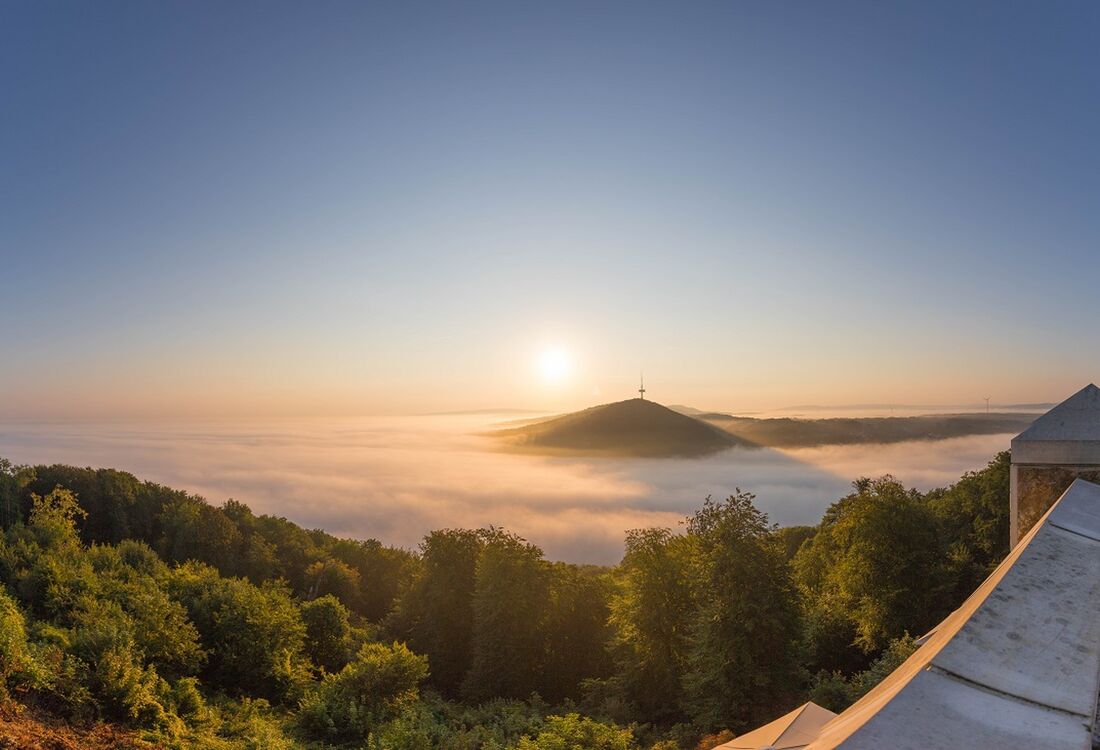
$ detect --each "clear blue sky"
[3,1,1099,418]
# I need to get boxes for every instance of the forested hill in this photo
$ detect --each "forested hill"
[695,412,1038,448]
[494,398,741,456]
[0,453,1011,749]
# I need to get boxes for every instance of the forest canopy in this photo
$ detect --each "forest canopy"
[0,452,1010,749]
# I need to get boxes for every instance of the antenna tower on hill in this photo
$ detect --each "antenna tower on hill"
[639,373,646,400]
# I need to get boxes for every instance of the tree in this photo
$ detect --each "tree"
[28,486,87,548]
[394,528,484,696]
[329,537,419,621]
[462,529,550,702]
[22,466,142,544]
[607,527,694,723]
[682,493,802,732]
[91,548,206,678]
[809,635,917,712]
[168,562,309,702]
[794,477,947,658]
[0,459,32,530]
[926,451,1010,601]
[542,564,613,703]
[158,499,243,573]
[302,595,351,673]
[774,525,816,561]
[304,558,362,609]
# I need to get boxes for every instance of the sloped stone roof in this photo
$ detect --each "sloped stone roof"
[1015,384,1100,442]
[1012,384,1100,464]
[717,702,837,749]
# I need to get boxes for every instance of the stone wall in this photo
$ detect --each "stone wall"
[1013,465,1100,541]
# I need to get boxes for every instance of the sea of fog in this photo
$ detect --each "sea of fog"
[0,415,1012,565]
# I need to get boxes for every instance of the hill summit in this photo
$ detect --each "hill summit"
[493,398,742,457]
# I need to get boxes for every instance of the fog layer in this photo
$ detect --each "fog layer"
[0,416,1011,564]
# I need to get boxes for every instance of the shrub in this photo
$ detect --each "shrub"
[0,589,46,695]
[515,713,637,750]
[168,562,309,701]
[299,641,428,742]
[215,697,294,750]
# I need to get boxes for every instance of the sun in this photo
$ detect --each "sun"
[537,347,572,384]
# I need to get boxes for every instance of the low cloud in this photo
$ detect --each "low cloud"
[0,417,1012,565]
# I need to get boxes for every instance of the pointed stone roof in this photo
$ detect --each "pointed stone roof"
[798,478,1100,749]
[1014,383,1100,442]
[1011,384,1100,464]
[718,702,837,750]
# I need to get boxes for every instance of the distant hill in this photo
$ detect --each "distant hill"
[493,398,742,457]
[698,412,1039,448]
[493,402,1040,456]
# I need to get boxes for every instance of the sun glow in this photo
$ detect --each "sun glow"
[537,347,573,384]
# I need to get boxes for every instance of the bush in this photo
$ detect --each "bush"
[515,713,637,750]
[93,646,174,729]
[214,697,294,750]
[66,596,176,729]
[0,589,46,695]
[168,562,309,701]
[299,641,428,742]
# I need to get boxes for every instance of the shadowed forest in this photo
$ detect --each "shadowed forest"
[0,452,1009,749]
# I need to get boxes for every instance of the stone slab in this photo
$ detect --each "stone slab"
[803,479,1100,750]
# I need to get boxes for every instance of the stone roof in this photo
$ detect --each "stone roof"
[1014,383,1100,442]
[717,702,837,750]
[1011,384,1100,464]
[798,478,1100,750]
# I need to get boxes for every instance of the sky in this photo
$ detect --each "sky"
[3,1,1100,419]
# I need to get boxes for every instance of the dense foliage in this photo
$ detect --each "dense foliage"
[0,451,1010,748]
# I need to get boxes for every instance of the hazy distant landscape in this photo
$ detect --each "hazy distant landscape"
[0,411,1019,564]
[495,397,1038,455]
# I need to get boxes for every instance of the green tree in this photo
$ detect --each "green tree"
[302,594,351,673]
[329,537,420,621]
[22,466,143,544]
[158,499,243,573]
[607,527,694,723]
[775,525,817,561]
[794,477,947,658]
[0,459,32,530]
[682,493,802,732]
[926,451,1010,601]
[393,528,484,695]
[28,486,88,548]
[542,564,613,703]
[462,529,550,702]
[810,634,918,712]
[168,561,308,701]
[305,558,362,609]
